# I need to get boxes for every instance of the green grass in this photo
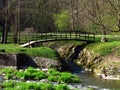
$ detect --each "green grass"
[86,41,120,56]
[95,35,120,42]
[0,67,81,84]
[47,69,81,83]
[2,81,70,90]
[0,67,81,89]
[0,44,59,59]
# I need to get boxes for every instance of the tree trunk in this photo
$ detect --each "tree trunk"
[1,24,8,44]
[12,24,18,44]
[1,0,8,44]
[102,28,107,35]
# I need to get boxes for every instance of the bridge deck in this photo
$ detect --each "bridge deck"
[20,31,95,47]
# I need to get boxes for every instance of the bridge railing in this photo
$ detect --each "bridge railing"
[19,31,95,44]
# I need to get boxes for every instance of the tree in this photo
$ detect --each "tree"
[53,10,70,31]
[108,0,120,32]
[0,0,9,43]
[79,0,120,35]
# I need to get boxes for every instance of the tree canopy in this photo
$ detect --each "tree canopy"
[0,0,120,43]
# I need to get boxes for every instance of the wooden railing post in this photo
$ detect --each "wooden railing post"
[65,31,67,39]
[94,33,95,42]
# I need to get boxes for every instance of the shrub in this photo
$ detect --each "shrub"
[16,71,24,79]
[39,83,54,90]
[3,81,15,88]
[6,74,13,79]
[58,72,72,83]
[48,69,60,76]
[54,84,70,90]
[48,75,58,82]
[4,87,16,90]
[33,71,47,80]
[26,67,37,72]
[58,72,81,83]
[72,77,81,83]
[0,68,16,75]
[16,67,47,80]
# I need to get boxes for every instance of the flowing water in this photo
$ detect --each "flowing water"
[67,61,120,90]
[64,60,120,90]
[77,71,120,90]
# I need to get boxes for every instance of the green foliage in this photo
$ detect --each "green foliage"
[58,72,81,83]
[95,35,120,42]
[54,84,70,90]
[48,69,60,76]
[0,67,81,89]
[87,41,120,56]
[16,67,47,80]
[0,68,15,74]
[0,44,59,59]
[53,10,70,31]
[87,88,96,90]
[0,68,17,79]
[25,47,59,59]
[40,83,54,90]
[2,81,70,90]
[47,69,81,83]
[3,81,15,88]
[48,75,58,82]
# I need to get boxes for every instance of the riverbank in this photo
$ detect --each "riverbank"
[0,37,120,89]
[43,40,120,80]
[0,67,97,90]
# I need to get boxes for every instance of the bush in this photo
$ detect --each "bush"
[3,81,15,88]
[0,68,16,75]
[58,72,72,83]
[48,75,58,82]
[16,67,47,80]
[0,68,17,79]
[4,87,16,90]
[40,83,54,90]
[58,72,81,83]
[48,69,60,76]
[54,84,70,90]
[72,76,81,83]
[58,75,71,83]
[33,71,47,80]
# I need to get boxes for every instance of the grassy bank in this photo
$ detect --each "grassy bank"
[95,35,120,42]
[86,41,120,56]
[0,44,59,59]
[84,35,120,56]
[0,67,81,90]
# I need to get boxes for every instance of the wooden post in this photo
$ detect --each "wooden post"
[70,31,71,38]
[60,31,62,39]
[85,32,86,41]
[65,31,67,39]
[88,33,89,41]
[79,32,80,40]
[94,33,95,42]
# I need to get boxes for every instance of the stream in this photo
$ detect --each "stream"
[67,61,120,90]
[77,71,120,90]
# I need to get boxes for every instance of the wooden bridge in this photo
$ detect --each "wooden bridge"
[20,31,95,47]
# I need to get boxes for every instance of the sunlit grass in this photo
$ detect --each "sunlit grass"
[0,44,59,59]
[86,41,120,56]
[95,35,120,42]
[0,67,81,89]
